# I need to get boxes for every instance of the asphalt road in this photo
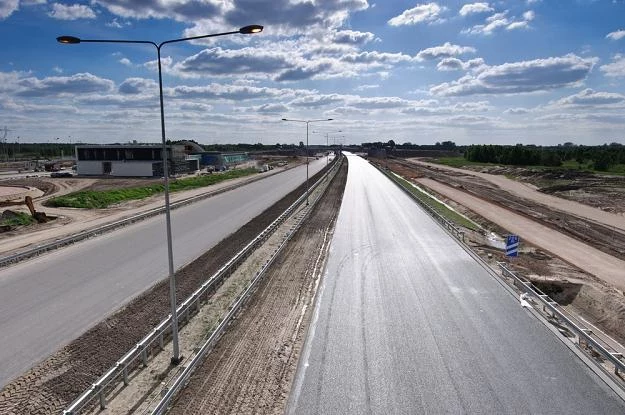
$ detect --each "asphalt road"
[0,159,326,388]
[288,154,625,414]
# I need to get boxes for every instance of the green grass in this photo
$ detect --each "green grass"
[48,168,258,209]
[388,173,480,231]
[1,212,36,227]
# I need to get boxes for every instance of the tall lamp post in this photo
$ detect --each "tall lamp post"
[281,118,332,205]
[313,129,342,166]
[58,24,263,365]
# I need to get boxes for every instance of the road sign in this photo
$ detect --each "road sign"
[506,235,519,257]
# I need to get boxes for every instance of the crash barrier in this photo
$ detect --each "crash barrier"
[0,167,294,269]
[498,262,625,380]
[62,156,342,414]
[379,162,625,390]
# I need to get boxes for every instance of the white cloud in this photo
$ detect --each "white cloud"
[48,3,96,20]
[430,54,598,96]
[554,88,625,107]
[388,2,445,26]
[119,58,132,66]
[606,30,625,41]
[504,107,531,115]
[523,10,535,21]
[416,42,476,61]
[506,21,528,31]
[52,66,63,74]
[15,73,114,97]
[464,8,535,35]
[354,84,380,91]
[94,0,369,36]
[600,54,625,77]
[437,57,485,71]
[459,3,493,17]
[0,0,19,19]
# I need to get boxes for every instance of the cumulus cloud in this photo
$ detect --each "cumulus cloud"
[606,30,625,41]
[118,78,157,95]
[416,42,476,61]
[331,30,376,45]
[504,107,531,115]
[170,42,414,82]
[554,88,625,106]
[430,54,598,96]
[0,0,19,19]
[436,57,484,71]
[94,0,368,35]
[463,8,535,35]
[15,73,114,97]
[600,54,625,77]
[459,2,493,17]
[48,3,96,20]
[388,2,445,26]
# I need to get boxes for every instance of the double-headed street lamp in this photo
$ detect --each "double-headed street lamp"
[281,118,333,205]
[58,24,263,365]
[313,129,342,166]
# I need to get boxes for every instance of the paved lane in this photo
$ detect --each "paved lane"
[288,154,625,414]
[0,159,326,388]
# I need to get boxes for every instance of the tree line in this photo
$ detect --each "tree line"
[464,143,625,171]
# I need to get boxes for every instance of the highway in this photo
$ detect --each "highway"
[0,158,326,388]
[288,154,625,414]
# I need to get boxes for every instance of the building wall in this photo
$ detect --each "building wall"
[77,161,102,175]
[77,160,155,176]
[112,161,154,176]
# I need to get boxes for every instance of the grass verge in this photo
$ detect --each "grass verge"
[1,212,36,227]
[388,172,480,231]
[47,168,258,209]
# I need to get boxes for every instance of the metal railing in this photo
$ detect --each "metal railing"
[379,162,625,386]
[0,168,288,269]
[498,262,625,378]
[62,157,341,415]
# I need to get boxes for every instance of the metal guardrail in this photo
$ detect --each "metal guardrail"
[498,262,625,378]
[62,157,341,415]
[376,166,465,242]
[379,162,625,385]
[0,168,288,269]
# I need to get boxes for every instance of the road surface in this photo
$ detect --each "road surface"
[0,159,326,388]
[288,154,625,414]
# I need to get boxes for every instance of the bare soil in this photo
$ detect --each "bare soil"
[378,157,625,347]
[0,163,329,415]
[168,160,347,415]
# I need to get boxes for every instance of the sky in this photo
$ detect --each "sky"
[1,1,625,147]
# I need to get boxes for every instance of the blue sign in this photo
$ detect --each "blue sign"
[506,235,519,257]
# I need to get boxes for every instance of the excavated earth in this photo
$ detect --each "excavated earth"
[0,165,331,415]
[380,157,625,346]
[168,160,347,415]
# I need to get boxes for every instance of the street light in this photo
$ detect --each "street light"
[313,129,342,166]
[58,24,263,365]
[281,118,333,205]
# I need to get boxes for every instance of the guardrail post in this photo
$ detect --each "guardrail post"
[97,384,106,409]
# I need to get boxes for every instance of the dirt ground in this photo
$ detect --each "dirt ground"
[168,160,346,415]
[0,162,327,415]
[378,157,625,346]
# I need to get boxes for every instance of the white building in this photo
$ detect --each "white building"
[75,144,188,177]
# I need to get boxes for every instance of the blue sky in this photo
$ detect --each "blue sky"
[1,1,624,146]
